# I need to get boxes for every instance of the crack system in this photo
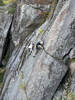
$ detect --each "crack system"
[0,16,14,67]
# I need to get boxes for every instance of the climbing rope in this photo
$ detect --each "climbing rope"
[42,46,63,61]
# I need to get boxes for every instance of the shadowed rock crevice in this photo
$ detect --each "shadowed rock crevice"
[1,0,75,100]
[0,16,14,67]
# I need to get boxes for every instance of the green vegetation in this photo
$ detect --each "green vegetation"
[3,0,11,4]
[19,72,26,90]
[0,0,17,6]
[0,0,17,14]
[21,72,24,79]
[19,82,26,91]
[0,67,5,88]
[0,0,5,6]
[64,72,75,100]
[70,58,75,62]
[8,1,17,14]
[54,71,75,100]
[8,7,16,14]
[47,0,58,19]
[0,0,11,6]
[39,29,44,34]
[65,92,75,100]
[19,72,30,100]
[56,92,75,100]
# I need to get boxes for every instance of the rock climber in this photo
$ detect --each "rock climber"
[26,43,35,58]
[28,43,34,53]
[36,40,44,50]
[33,40,44,57]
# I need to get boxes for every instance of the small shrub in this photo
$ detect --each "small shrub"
[65,92,75,100]
[8,7,16,14]
[0,0,5,6]
[7,2,17,14]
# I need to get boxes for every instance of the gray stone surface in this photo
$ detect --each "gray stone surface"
[69,47,75,59]
[70,73,75,92]
[1,0,75,100]
[11,1,50,46]
[0,13,12,63]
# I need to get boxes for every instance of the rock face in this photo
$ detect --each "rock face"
[0,13,12,66]
[18,0,52,4]
[11,0,51,46]
[0,0,75,100]
[69,47,75,59]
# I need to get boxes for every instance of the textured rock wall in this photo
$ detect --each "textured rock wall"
[0,0,75,100]
[0,13,12,66]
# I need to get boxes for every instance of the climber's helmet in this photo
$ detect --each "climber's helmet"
[36,41,44,50]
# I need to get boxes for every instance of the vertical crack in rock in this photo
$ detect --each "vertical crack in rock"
[0,16,14,67]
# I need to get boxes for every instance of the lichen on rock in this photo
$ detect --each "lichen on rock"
[0,0,75,100]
